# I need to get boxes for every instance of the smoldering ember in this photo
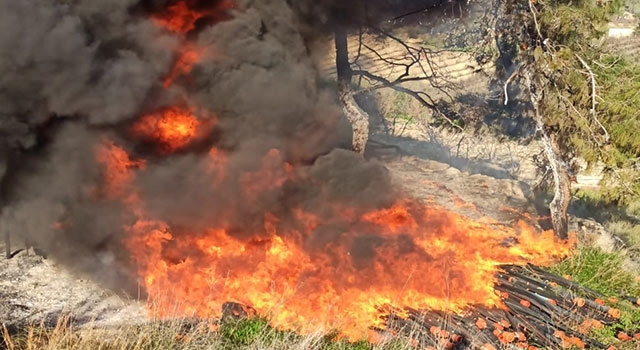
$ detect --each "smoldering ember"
[1,0,640,349]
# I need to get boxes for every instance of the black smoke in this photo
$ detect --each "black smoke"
[287,0,438,32]
[0,0,419,292]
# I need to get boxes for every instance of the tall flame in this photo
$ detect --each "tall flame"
[152,1,232,88]
[95,140,145,201]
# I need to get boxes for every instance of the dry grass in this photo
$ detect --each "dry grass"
[1,316,413,350]
[607,220,640,247]
[605,199,640,246]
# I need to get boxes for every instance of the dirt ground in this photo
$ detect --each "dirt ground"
[0,244,147,329]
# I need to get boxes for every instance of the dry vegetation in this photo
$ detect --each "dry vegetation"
[1,316,414,350]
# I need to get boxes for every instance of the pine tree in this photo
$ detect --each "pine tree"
[494,0,640,236]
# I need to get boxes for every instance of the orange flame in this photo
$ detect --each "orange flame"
[163,44,204,88]
[131,107,209,153]
[151,1,206,34]
[94,142,574,341]
[151,0,234,34]
[151,1,232,88]
[127,197,570,340]
[95,140,145,201]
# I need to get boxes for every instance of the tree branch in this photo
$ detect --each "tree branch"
[351,69,463,131]
[356,29,459,96]
[503,63,523,105]
[575,54,609,143]
[528,0,543,41]
[350,28,365,66]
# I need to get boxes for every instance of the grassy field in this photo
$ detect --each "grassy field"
[2,246,640,350]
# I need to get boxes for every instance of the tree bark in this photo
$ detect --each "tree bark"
[334,26,369,154]
[525,72,570,239]
[538,129,570,240]
[334,26,352,85]
[338,82,370,154]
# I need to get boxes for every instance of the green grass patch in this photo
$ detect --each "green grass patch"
[549,246,640,347]
[549,247,640,296]
[218,318,275,348]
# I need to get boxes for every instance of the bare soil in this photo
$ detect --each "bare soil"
[0,246,146,329]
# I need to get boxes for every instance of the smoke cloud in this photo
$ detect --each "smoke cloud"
[287,0,432,32]
[0,0,414,291]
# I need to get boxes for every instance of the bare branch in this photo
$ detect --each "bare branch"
[361,41,412,79]
[352,69,463,131]
[591,56,621,69]
[363,28,461,96]
[369,27,421,61]
[350,28,364,66]
[503,63,523,105]
[524,69,570,239]
[528,0,543,41]
[575,54,609,143]
[388,6,430,23]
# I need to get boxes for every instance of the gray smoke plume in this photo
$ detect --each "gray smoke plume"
[287,0,432,32]
[0,0,416,292]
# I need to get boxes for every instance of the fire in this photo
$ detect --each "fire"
[152,1,204,34]
[130,192,569,340]
[163,44,204,88]
[96,138,573,340]
[95,140,145,201]
[150,0,234,34]
[151,1,230,88]
[136,2,221,154]
[131,107,208,153]
[89,0,574,342]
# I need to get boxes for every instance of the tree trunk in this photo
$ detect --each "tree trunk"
[334,26,369,154]
[334,26,351,85]
[525,73,570,240]
[338,82,369,154]
[539,131,571,240]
